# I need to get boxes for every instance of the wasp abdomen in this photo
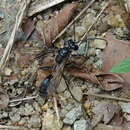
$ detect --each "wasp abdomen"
[39,75,53,97]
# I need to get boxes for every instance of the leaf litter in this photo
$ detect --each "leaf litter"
[0,0,130,129]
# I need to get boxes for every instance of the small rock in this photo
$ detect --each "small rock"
[0,10,4,19]
[4,67,12,76]
[18,118,27,125]
[28,115,41,128]
[63,106,83,125]
[57,78,67,93]
[82,13,96,29]
[75,26,86,37]
[94,60,103,69]
[2,112,8,118]
[125,122,130,130]
[107,14,124,28]
[64,90,71,98]
[119,102,130,114]
[42,109,63,130]
[62,125,72,130]
[78,42,88,55]
[71,86,82,101]
[98,21,110,34]
[9,110,21,122]
[74,119,89,130]
[88,48,96,56]
[96,49,102,58]
[33,102,41,113]
[24,103,35,116]
[93,39,107,49]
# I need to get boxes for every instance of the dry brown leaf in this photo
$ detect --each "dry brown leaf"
[66,66,124,91]
[0,86,9,109]
[41,2,79,47]
[96,73,124,91]
[21,18,35,42]
[103,34,130,86]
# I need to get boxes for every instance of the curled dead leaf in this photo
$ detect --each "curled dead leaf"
[96,73,124,91]
[38,2,79,47]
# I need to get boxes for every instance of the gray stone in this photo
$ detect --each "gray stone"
[9,110,21,122]
[63,106,83,125]
[119,102,130,114]
[75,26,86,37]
[74,119,89,130]
[28,115,41,128]
[93,39,107,49]
[42,109,63,130]
[33,102,41,113]
[71,86,82,101]
[24,103,35,116]
[78,42,88,55]
[88,48,96,56]
[64,90,71,98]
[62,125,72,130]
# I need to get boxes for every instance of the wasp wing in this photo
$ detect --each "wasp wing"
[47,59,66,94]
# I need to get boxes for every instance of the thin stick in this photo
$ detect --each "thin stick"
[9,96,37,103]
[52,0,96,43]
[0,125,27,130]
[53,94,60,123]
[0,0,30,71]
[79,3,109,45]
[84,93,130,102]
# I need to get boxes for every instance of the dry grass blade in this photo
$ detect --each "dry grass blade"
[79,3,109,45]
[0,0,31,71]
[52,0,96,43]
[84,93,130,102]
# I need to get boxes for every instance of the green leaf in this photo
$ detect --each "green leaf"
[110,57,130,73]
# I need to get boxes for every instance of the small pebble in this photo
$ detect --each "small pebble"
[9,110,21,122]
[28,115,41,128]
[42,109,63,130]
[63,106,83,125]
[75,26,86,37]
[71,86,82,101]
[74,119,89,130]
[88,48,96,56]
[24,103,35,116]
[62,125,72,130]
[93,39,107,49]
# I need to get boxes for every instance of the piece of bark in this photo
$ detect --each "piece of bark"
[28,0,66,17]
[42,2,79,47]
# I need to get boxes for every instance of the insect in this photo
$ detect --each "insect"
[39,39,78,97]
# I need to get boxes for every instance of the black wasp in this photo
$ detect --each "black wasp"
[39,39,78,97]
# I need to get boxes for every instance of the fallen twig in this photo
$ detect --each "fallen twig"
[0,0,30,71]
[9,96,37,103]
[53,94,60,124]
[0,125,27,130]
[52,0,96,43]
[84,93,130,102]
[79,3,109,45]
